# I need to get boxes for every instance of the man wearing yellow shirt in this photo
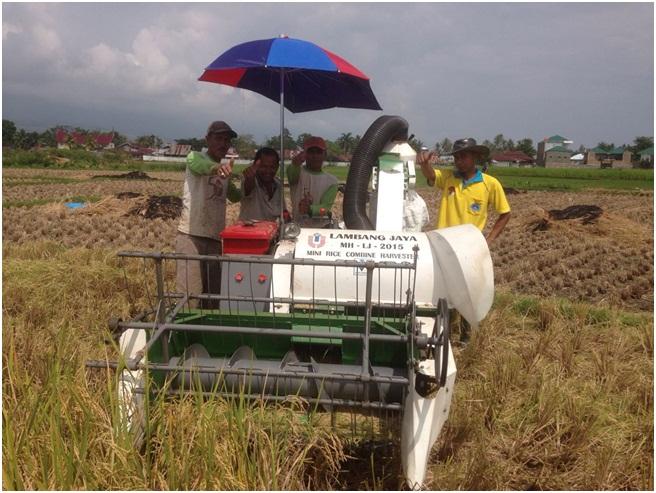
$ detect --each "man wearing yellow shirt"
[417,138,511,244]
[418,137,511,344]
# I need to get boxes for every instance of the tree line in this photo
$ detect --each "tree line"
[2,120,172,151]
[3,119,652,164]
[434,134,653,162]
[433,135,538,158]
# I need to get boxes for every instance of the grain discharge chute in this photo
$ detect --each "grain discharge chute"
[87,115,494,488]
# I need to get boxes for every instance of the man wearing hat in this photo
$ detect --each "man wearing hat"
[176,121,241,307]
[418,138,511,344]
[289,135,339,223]
[417,137,511,243]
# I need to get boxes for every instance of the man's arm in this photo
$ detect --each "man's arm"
[486,212,510,244]
[187,151,214,175]
[417,151,437,187]
[187,151,233,177]
[287,151,305,185]
[242,158,260,196]
[486,179,511,243]
[309,184,339,216]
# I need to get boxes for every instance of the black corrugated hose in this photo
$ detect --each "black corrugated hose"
[343,115,409,230]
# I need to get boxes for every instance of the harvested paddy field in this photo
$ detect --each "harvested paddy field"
[3,168,653,311]
[424,188,654,312]
[2,167,653,490]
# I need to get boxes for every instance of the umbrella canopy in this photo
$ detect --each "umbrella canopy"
[199,36,382,113]
[200,36,381,229]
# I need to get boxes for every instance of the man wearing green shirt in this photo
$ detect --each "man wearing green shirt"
[176,120,241,307]
[289,136,338,224]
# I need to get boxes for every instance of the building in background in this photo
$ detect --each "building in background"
[570,152,585,164]
[638,147,654,167]
[585,147,633,168]
[490,150,534,167]
[536,134,573,167]
[55,127,114,150]
[542,145,573,167]
[585,146,632,168]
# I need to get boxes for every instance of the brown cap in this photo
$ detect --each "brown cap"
[303,136,326,151]
[206,121,237,138]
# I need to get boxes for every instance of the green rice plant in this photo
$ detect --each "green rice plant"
[512,296,541,318]
[488,166,653,181]
[2,148,185,172]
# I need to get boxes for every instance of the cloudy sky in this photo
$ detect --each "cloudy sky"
[2,2,653,148]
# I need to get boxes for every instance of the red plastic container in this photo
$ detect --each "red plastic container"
[220,221,279,255]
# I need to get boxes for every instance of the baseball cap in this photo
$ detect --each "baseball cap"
[207,121,237,138]
[303,136,326,151]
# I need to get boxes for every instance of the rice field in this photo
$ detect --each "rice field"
[2,167,653,490]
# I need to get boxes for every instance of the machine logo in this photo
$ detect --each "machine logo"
[307,233,326,248]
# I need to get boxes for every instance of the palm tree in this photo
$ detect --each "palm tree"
[439,138,453,154]
[337,132,354,154]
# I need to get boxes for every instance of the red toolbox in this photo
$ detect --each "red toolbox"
[220,221,279,255]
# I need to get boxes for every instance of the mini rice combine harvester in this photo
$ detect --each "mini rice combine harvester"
[87,116,494,488]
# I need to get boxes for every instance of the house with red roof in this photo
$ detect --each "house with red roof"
[55,128,114,150]
[93,132,115,149]
[491,150,534,167]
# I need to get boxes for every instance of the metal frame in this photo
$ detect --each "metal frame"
[86,249,449,409]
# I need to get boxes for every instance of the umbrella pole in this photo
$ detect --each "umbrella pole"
[279,68,285,226]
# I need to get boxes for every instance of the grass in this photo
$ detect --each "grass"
[3,148,185,172]
[484,166,653,191]
[2,241,653,489]
[489,166,654,180]
[485,176,651,191]
[4,149,653,191]
[315,165,653,191]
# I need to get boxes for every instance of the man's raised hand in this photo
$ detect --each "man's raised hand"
[243,158,261,180]
[214,158,234,179]
[291,151,306,167]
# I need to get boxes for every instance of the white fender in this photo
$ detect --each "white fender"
[401,316,456,489]
[117,328,147,442]
[426,224,494,326]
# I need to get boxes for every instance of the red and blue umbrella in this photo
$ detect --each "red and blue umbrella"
[199,35,382,226]
[199,36,382,113]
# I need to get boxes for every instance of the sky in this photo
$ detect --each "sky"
[2,2,654,149]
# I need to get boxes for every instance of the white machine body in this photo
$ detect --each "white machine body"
[269,224,494,488]
[370,141,417,231]
[280,224,493,326]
